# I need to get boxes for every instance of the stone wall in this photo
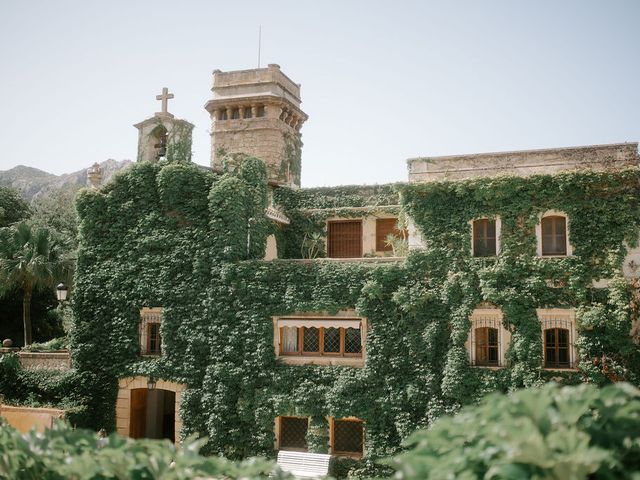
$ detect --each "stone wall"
[408,143,639,182]
[0,404,65,433]
[17,351,72,371]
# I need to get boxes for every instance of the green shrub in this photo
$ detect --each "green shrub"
[388,382,640,479]
[0,420,286,480]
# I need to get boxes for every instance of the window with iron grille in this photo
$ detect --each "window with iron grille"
[544,328,570,368]
[332,418,364,456]
[140,308,162,356]
[467,308,508,367]
[541,216,567,256]
[474,327,498,366]
[327,220,363,258]
[538,309,576,370]
[147,323,161,355]
[279,416,309,451]
[279,326,363,357]
[472,219,497,257]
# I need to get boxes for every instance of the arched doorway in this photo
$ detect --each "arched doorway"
[116,376,185,443]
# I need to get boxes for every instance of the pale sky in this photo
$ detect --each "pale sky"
[1,0,638,187]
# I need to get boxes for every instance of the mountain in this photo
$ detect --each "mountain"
[0,159,133,200]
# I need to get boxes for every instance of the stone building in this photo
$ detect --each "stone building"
[63,65,640,475]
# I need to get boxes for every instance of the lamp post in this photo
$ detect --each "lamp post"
[56,283,69,303]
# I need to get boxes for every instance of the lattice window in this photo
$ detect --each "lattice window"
[302,327,320,353]
[327,220,363,258]
[324,327,341,353]
[280,326,363,358]
[140,308,162,356]
[345,328,362,354]
[276,316,366,364]
[332,418,364,457]
[467,308,509,367]
[279,416,309,451]
[473,218,497,257]
[538,309,576,369]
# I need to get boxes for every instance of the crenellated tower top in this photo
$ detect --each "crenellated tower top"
[204,64,308,187]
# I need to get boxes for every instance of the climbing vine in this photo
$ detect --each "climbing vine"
[3,160,638,478]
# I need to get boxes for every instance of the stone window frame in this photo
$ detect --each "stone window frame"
[274,415,310,452]
[273,311,367,367]
[465,307,511,368]
[139,307,162,357]
[469,217,502,257]
[536,210,573,257]
[537,308,578,370]
[329,416,365,459]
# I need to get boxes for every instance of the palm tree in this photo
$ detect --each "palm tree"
[0,222,72,345]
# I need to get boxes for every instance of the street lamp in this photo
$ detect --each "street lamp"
[56,283,69,302]
[147,378,157,390]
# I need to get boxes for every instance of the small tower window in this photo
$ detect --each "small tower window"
[244,107,252,119]
[231,108,241,119]
[219,110,228,121]
[151,125,168,161]
[256,105,266,117]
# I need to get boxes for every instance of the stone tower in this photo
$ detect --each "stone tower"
[135,88,194,163]
[204,64,308,187]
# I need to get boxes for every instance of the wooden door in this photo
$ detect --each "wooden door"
[130,389,147,439]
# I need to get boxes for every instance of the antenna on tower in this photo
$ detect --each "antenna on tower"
[257,25,262,67]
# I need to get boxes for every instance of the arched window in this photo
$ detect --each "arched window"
[466,308,510,367]
[475,327,499,366]
[541,216,567,256]
[544,328,570,368]
[151,125,168,160]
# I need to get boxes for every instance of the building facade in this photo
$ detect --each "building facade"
[69,65,640,475]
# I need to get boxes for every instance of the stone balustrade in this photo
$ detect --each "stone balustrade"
[16,351,72,371]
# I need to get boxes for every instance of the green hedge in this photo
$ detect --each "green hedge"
[390,382,640,479]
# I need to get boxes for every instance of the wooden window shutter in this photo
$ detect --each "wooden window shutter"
[327,220,362,258]
[376,218,402,252]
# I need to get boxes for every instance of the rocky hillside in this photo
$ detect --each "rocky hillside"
[0,159,132,200]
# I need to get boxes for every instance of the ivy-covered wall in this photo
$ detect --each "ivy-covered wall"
[273,183,402,259]
[64,158,639,477]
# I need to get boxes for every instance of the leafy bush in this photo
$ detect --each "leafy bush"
[389,382,640,479]
[21,337,67,352]
[0,420,287,480]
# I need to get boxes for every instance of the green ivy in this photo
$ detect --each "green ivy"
[5,160,635,479]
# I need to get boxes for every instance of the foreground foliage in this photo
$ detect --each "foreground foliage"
[390,382,640,480]
[0,420,284,480]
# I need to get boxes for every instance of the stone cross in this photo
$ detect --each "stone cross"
[156,87,174,115]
